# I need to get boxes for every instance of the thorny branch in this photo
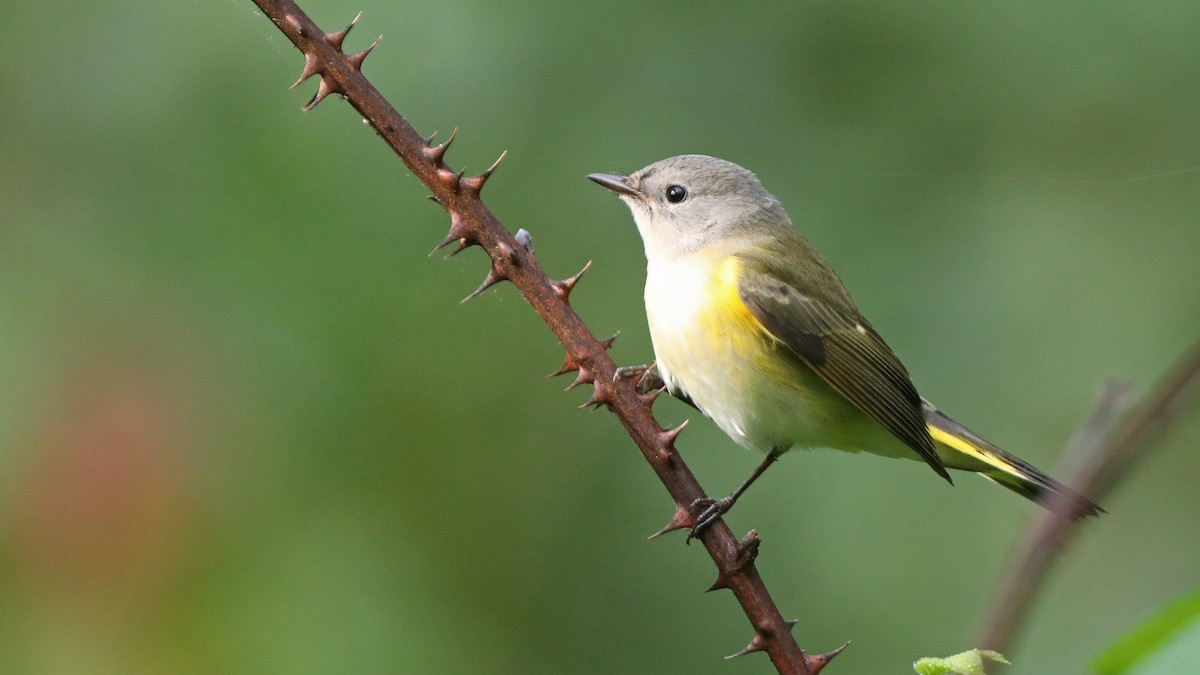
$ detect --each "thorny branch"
[247,1,836,672]
[975,339,1200,653]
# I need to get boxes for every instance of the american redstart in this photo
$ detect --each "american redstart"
[589,155,1101,535]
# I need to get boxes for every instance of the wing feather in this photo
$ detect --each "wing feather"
[738,267,949,481]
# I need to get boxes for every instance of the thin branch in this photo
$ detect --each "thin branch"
[246,1,831,672]
[974,339,1200,653]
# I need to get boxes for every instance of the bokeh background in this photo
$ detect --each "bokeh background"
[2,1,1198,672]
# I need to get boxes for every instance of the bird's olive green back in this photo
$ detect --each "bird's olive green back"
[736,234,950,481]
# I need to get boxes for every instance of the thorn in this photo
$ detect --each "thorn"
[429,234,472,258]
[647,503,694,540]
[515,228,534,254]
[725,634,767,660]
[487,149,508,174]
[429,232,460,256]
[451,167,466,192]
[806,641,850,674]
[442,239,471,258]
[290,52,322,89]
[706,532,758,592]
[347,35,382,71]
[497,240,518,265]
[661,419,689,449]
[585,382,614,409]
[578,393,608,410]
[732,529,761,573]
[424,127,458,165]
[640,387,668,407]
[548,352,580,378]
[461,265,508,303]
[553,260,593,302]
[598,331,619,351]
[461,150,508,195]
[327,11,362,51]
[564,367,592,391]
[706,571,730,593]
[424,130,439,145]
[302,76,341,111]
[429,214,475,256]
[426,194,445,208]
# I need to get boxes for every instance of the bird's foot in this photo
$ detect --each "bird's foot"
[686,495,734,544]
[613,362,665,394]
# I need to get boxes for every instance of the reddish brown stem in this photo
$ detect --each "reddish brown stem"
[247,1,821,671]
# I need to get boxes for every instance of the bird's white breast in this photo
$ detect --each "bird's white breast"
[643,251,763,447]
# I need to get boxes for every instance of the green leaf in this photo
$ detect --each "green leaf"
[1094,586,1200,674]
[913,648,1010,675]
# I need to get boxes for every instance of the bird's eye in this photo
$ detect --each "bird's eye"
[665,185,688,203]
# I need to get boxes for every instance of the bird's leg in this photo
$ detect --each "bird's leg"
[687,448,783,543]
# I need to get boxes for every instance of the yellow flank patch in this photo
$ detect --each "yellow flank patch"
[700,256,802,389]
[706,256,771,345]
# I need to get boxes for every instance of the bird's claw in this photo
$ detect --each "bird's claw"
[612,362,652,384]
[613,362,666,394]
[686,496,733,543]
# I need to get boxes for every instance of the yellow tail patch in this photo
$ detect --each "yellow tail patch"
[927,424,1025,480]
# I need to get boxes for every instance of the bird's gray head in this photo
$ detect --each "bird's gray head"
[588,154,792,263]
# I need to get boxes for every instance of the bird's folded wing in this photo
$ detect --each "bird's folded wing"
[737,267,949,481]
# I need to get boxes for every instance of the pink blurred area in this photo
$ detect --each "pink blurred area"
[7,362,202,669]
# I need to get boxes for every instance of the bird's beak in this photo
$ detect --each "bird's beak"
[587,172,642,198]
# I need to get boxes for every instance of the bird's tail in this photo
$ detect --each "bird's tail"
[921,400,1103,518]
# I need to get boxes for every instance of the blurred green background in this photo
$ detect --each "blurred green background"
[1,1,1198,672]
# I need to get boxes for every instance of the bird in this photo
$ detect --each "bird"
[588,154,1101,536]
